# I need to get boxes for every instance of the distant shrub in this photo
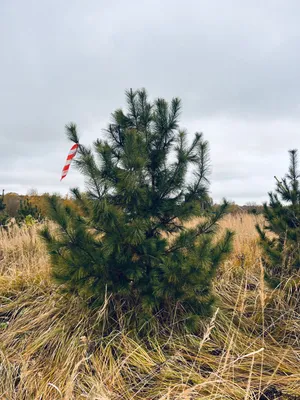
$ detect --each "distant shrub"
[0,190,9,228]
[4,193,20,217]
[17,198,41,225]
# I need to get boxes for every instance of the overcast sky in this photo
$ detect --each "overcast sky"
[1,0,300,204]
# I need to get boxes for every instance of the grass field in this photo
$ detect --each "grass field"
[1,214,300,399]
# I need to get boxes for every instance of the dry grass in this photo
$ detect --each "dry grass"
[1,214,300,399]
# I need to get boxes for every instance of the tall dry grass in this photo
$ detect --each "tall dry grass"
[0,214,300,399]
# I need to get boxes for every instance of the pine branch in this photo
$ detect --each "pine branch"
[65,123,79,144]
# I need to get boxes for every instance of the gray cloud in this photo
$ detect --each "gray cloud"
[1,0,300,203]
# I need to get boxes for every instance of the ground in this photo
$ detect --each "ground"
[0,214,300,399]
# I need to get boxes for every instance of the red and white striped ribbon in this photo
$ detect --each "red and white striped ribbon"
[60,143,79,181]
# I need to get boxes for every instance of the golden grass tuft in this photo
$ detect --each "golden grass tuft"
[1,215,300,399]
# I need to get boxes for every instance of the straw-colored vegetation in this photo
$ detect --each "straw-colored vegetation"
[1,214,300,399]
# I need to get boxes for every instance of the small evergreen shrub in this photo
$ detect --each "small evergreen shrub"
[0,190,9,228]
[17,198,41,225]
[42,89,233,330]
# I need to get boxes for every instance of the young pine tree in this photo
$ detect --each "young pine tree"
[257,149,300,287]
[42,89,233,330]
